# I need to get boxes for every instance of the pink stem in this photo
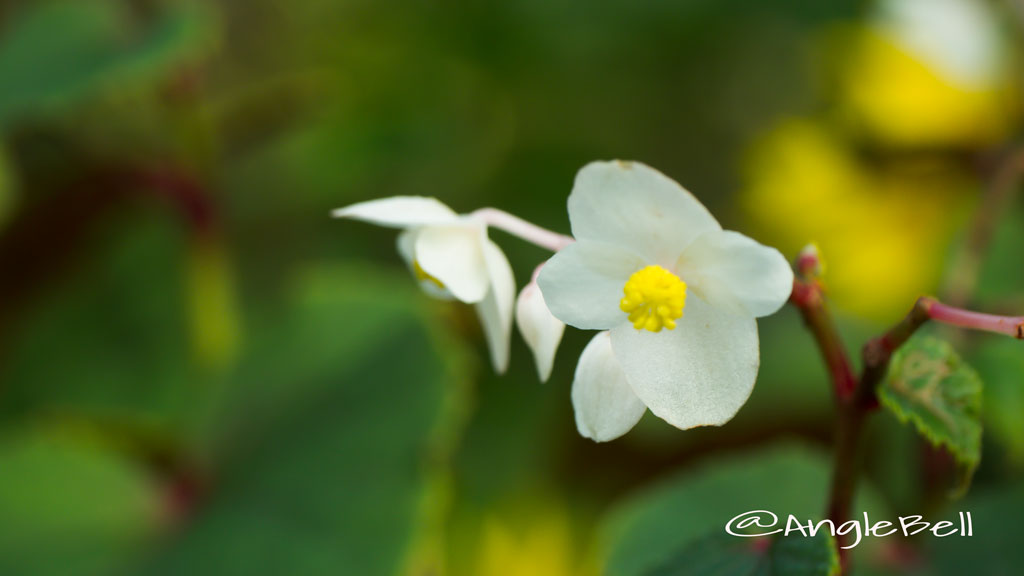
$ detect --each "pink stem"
[925,298,1024,339]
[471,208,574,252]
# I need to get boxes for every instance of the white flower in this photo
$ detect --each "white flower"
[515,277,565,383]
[538,161,793,441]
[333,196,515,373]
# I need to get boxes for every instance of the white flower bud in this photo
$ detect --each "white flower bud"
[515,280,565,382]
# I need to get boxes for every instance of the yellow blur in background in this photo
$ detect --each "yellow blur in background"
[743,0,1018,320]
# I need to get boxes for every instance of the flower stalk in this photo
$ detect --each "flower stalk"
[470,208,574,252]
[789,254,857,401]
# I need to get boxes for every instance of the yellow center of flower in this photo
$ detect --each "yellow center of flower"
[413,260,445,289]
[620,265,687,332]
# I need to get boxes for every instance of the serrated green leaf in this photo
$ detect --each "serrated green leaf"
[644,531,839,576]
[880,335,983,496]
[599,443,884,576]
[0,0,216,126]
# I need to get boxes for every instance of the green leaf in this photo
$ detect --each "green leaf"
[976,208,1024,306]
[137,264,472,576]
[0,431,162,576]
[928,484,1024,575]
[0,211,194,426]
[599,443,883,576]
[970,338,1024,465]
[0,0,216,126]
[644,532,839,576]
[879,335,983,495]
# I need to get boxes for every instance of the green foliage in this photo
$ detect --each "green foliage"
[879,335,983,495]
[599,443,881,576]
[0,257,471,575]
[134,265,471,576]
[644,532,839,576]
[0,0,215,127]
[971,338,1024,464]
[0,143,13,227]
[0,431,161,576]
[0,212,193,426]
[928,484,1024,575]
[975,207,1024,306]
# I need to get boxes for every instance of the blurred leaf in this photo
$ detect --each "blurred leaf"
[644,532,839,576]
[0,431,161,576]
[599,443,882,576]
[975,206,1024,305]
[0,143,14,228]
[879,335,982,495]
[0,0,215,127]
[0,211,194,425]
[969,338,1024,465]
[928,484,1024,575]
[139,264,471,576]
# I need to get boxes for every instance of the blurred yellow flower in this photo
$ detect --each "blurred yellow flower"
[741,0,1013,320]
[475,511,579,576]
[742,120,971,320]
[836,0,1019,148]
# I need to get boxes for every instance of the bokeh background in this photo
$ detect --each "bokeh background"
[1,0,1023,574]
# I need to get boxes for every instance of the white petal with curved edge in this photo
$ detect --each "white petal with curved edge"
[568,161,721,265]
[332,196,459,228]
[475,239,516,374]
[677,230,794,318]
[536,241,645,330]
[609,297,759,429]
[415,224,490,304]
[572,331,647,442]
[396,230,455,301]
[515,282,565,382]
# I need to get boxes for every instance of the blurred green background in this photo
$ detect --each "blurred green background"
[1,0,1023,574]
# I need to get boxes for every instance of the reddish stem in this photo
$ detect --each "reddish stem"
[789,278,858,401]
[926,298,1024,339]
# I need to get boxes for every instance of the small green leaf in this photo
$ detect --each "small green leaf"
[880,335,983,496]
[644,532,839,576]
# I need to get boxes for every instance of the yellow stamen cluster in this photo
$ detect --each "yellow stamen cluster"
[620,265,687,332]
[413,260,446,289]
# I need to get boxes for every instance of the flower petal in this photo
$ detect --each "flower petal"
[568,161,721,265]
[332,196,459,228]
[475,239,516,374]
[396,230,455,300]
[572,331,647,442]
[609,297,759,429]
[536,241,645,330]
[515,281,566,382]
[415,223,490,304]
[677,230,794,318]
